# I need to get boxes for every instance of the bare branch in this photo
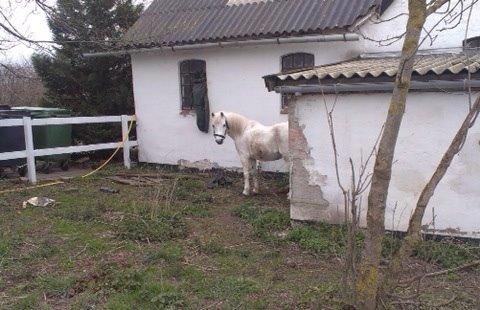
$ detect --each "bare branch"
[426,0,451,15]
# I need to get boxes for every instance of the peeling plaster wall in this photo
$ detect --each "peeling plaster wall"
[292,93,480,238]
[288,99,331,222]
[131,41,360,171]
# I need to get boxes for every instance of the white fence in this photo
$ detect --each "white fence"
[0,115,137,184]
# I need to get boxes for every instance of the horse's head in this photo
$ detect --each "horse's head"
[211,112,229,145]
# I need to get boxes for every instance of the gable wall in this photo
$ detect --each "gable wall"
[131,40,362,170]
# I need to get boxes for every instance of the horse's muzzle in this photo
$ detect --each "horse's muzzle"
[214,134,225,145]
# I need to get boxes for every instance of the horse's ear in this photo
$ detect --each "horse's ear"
[220,112,224,117]
[211,112,215,117]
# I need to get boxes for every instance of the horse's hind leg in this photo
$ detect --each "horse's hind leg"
[252,160,260,194]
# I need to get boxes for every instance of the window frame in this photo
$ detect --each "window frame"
[179,59,207,111]
[280,53,315,113]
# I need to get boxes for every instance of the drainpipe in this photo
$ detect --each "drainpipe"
[83,33,360,58]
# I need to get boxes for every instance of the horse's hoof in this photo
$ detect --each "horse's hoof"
[242,190,250,196]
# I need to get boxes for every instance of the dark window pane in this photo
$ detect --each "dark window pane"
[190,60,206,73]
[180,61,190,72]
[281,53,314,72]
[182,85,193,109]
[181,74,191,85]
[294,54,304,68]
[180,59,206,110]
[305,54,314,67]
[282,55,293,72]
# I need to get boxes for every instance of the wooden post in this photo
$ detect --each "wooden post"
[23,117,37,184]
[121,115,131,169]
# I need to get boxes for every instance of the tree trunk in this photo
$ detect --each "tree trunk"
[384,96,480,290]
[355,1,427,308]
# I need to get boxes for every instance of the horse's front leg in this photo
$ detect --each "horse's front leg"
[252,160,260,194]
[241,158,251,196]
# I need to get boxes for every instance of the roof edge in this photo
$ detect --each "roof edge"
[85,33,360,57]
[273,79,480,95]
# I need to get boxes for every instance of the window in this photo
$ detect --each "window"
[180,59,206,110]
[464,36,480,48]
[280,53,314,111]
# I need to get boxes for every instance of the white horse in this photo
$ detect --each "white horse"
[211,111,288,195]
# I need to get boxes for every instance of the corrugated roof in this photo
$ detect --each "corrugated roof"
[122,0,392,48]
[272,52,480,81]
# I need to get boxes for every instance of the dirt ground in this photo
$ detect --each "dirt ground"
[0,164,479,309]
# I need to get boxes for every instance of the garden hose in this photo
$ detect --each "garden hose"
[81,117,135,178]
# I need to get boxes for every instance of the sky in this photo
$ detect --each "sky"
[1,0,152,63]
[1,1,52,62]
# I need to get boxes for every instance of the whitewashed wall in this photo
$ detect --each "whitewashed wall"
[130,0,480,171]
[293,93,480,237]
[130,41,362,171]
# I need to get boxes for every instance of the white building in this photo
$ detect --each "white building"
[117,0,396,171]
[263,2,480,238]
[111,0,479,237]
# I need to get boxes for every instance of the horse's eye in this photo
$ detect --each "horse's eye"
[223,124,226,127]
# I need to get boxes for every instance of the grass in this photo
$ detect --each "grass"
[36,275,77,298]
[287,224,354,256]
[413,238,480,268]
[233,202,290,242]
[0,165,478,309]
[114,210,187,242]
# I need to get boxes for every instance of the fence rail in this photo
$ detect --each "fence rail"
[0,115,137,184]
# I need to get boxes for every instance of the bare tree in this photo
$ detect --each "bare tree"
[0,58,44,107]
[384,95,480,291]
[0,0,152,60]
[355,0,477,308]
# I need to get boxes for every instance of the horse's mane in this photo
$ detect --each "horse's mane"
[223,112,253,138]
